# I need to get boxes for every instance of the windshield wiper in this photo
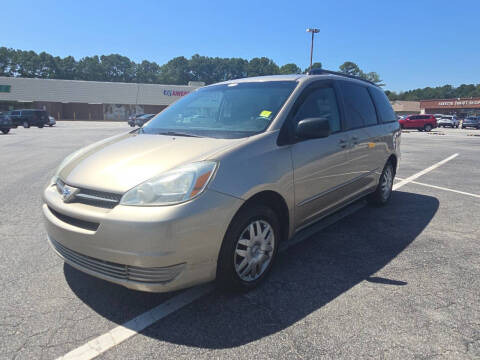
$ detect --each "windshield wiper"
[156,131,203,138]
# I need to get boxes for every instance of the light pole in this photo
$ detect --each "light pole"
[306,28,320,72]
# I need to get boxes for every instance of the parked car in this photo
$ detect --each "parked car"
[134,113,155,127]
[8,109,49,128]
[437,115,459,128]
[48,116,56,127]
[0,113,12,134]
[461,116,480,129]
[128,113,145,127]
[434,114,444,122]
[398,114,437,131]
[43,71,400,293]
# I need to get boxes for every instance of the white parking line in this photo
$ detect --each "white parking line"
[58,153,461,360]
[395,178,480,198]
[57,284,214,360]
[393,153,458,191]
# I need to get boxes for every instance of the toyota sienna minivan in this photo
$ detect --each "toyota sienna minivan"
[43,70,401,292]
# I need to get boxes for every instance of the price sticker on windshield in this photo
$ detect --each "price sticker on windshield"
[259,110,272,118]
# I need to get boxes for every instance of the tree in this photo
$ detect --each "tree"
[303,62,322,73]
[100,54,135,82]
[135,60,161,83]
[57,56,77,80]
[0,47,14,76]
[159,56,191,85]
[77,56,104,81]
[247,57,279,77]
[279,63,301,74]
[339,61,384,87]
[37,52,58,78]
[339,61,362,76]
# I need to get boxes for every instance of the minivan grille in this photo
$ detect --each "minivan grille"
[56,179,122,209]
[50,238,185,284]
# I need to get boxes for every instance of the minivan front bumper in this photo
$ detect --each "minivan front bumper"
[43,184,243,292]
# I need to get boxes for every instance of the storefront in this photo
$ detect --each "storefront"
[420,97,480,118]
[0,77,201,120]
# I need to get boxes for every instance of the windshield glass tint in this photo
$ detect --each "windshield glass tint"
[141,81,297,138]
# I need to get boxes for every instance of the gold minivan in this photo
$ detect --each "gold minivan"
[43,70,401,292]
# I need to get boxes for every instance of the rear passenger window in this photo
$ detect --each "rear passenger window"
[341,83,378,129]
[294,87,341,133]
[369,87,397,123]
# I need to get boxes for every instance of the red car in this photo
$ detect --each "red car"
[398,114,437,132]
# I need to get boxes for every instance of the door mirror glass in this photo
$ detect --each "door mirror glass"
[295,117,330,139]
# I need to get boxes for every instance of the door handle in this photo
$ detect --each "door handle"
[339,139,347,148]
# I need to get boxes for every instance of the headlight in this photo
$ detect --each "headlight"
[120,161,218,206]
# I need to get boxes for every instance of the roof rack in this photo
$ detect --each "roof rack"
[307,68,378,86]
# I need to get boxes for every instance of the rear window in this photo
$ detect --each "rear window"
[340,83,378,129]
[369,87,396,123]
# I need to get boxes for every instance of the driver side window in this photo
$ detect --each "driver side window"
[294,87,341,133]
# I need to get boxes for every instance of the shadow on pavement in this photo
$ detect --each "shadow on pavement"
[65,190,438,348]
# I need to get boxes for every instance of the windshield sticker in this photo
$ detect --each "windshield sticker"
[259,110,272,118]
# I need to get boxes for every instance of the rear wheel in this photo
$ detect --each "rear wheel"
[424,124,433,132]
[216,204,280,292]
[1,129,9,134]
[38,124,44,128]
[367,162,394,206]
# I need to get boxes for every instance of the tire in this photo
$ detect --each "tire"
[1,129,9,134]
[49,124,53,127]
[367,162,394,206]
[38,124,44,128]
[424,124,433,132]
[216,204,280,292]
[23,121,30,128]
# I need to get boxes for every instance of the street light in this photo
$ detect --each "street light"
[306,28,320,72]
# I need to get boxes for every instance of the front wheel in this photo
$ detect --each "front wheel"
[38,124,44,128]
[424,124,433,132]
[1,129,9,134]
[216,204,280,292]
[23,121,30,128]
[368,162,394,206]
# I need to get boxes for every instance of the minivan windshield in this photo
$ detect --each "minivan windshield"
[140,81,297,138]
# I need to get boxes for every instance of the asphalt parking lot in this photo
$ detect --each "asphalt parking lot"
[0,123,479,360]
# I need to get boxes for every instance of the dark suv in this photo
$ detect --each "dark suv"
[8,109,49,128]
[0,113,13,134]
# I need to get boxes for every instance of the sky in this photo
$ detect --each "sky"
[1,0,479,92]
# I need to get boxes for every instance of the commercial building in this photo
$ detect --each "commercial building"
[390,100,421,115]
[420,97,480,117]
[0,77,201,120]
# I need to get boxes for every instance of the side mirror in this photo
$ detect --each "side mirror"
[295,117,331,140]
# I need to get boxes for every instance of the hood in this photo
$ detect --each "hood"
[59,132,245,193]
